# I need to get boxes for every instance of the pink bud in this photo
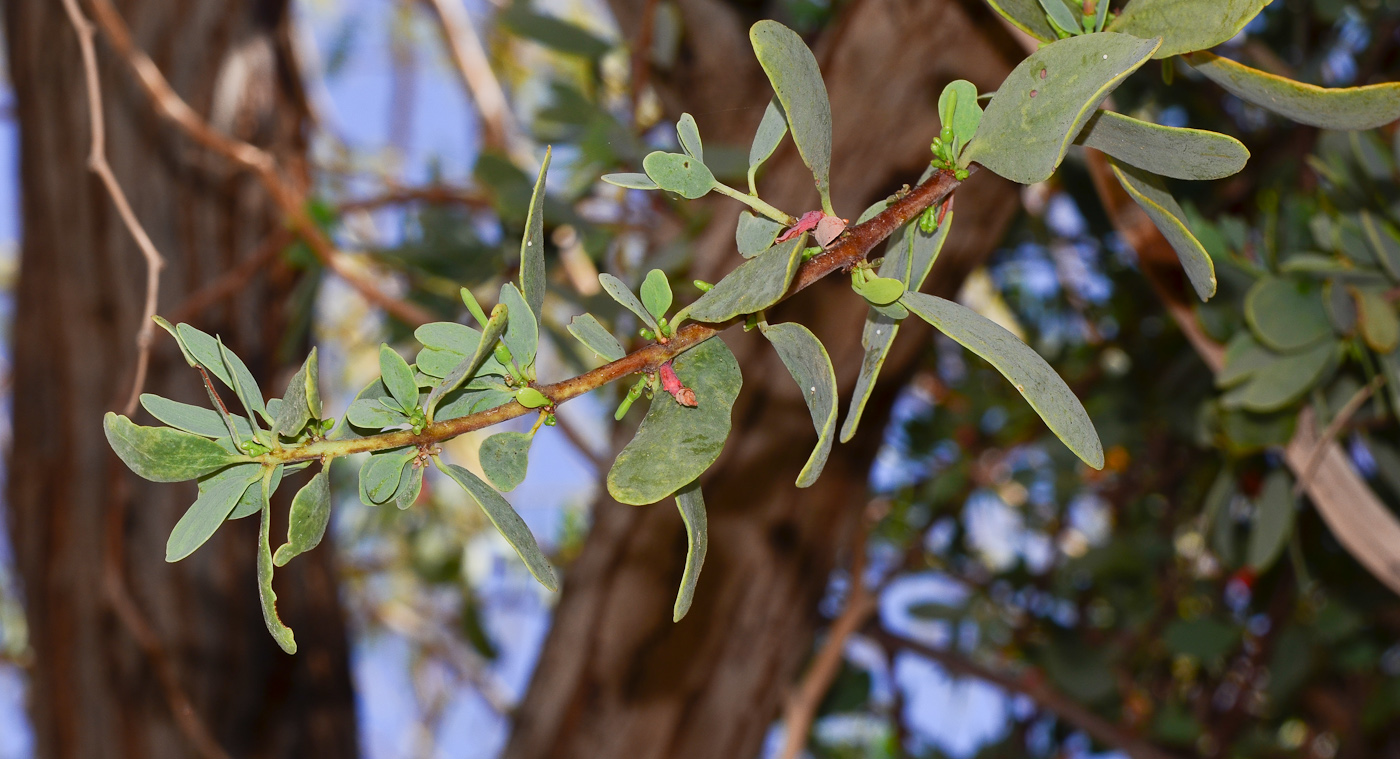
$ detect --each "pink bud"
[776,211,824,243]
[658,362,699,407]
[814,215,848,248]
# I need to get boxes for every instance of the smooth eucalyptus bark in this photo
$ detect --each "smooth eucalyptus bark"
[504,2,1021,757]
[6,1,357,756]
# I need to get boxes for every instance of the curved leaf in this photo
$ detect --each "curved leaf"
[640,269,673,320]
[751,21,834,214]
[520,146,551,322]
[1352,286,1400,353]
[255,475,296,654]
[167,463,262,562]
[140,394,253,440]
[1186,52,1400,130]
[360,448,415,505]
[939,80,983,155]
[1078,111,1249,180]
[379,343,419,414]
[105,412,245,483]
[737,211,783,258]
[273,469,331,567]
[427,303,508,419]
[982,0,1058,42]
[1109,0,1269,58]
[567,313,626,362]
[1359,210,1400,283]
[1222,341,1336,413]
[900,292,1104,468]
[643,151,715,199]
[687,235,806,323]
[1245,277,1331,352]
[599,273,658,330]
[1109,159,1217,300]
[217,337,269,428]
[437,460,558,591]
[395,466,424,510]
[602,172,660,190]
[673,480,707,622]
[273,348,319,439]
[677,113,704,162]
[608,338,743,504]
[761,322,838,487]
[963,33,1161,184]
[1246,470,1295,571]
[500,283,538,376]
[1035,0,1081,37]
[748,99,788,182]
[480,431,533,492]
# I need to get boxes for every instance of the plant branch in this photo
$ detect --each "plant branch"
[711,182,798,226]
[870,628,1184,759]
[63,0,166,417]
[420,0,530,162]
[257,167,966,466]
[85,0,436,327]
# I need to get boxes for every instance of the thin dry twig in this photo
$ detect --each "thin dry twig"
[86,0,435,327]
[421,0,528,161]
[1295,374,1385,495]
[62,0,165,416]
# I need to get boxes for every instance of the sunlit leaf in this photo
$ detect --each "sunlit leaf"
[140,394,253,440]
[640,269,673,321]
[480,431,533,492]
[104,412,245,483]
[273,348,319,439]
[567,313,626,362]
[599,273,658,330]
[672,480,707,622]
[516,387,551,408]
[1109,159,1217,300]
[963,33,1160,184]
[760,322,838,487]
[500,283,538,375]
[687,235,806,323]
[520,146,552,322]
[1186,52,1400,130]
[642,151,715,199]
[751,21,835,214]
[1079,111,1249,180]
[437,460,558,591]
[1109,0,1269,58]
[273,469,331,567]
[167,463,262,562]
[1245,277,1331,352]
[737,211,784,258]
[608,339,743,504]
[360,448,415,505]
[379,344,419,414]
[900,292,1104,468]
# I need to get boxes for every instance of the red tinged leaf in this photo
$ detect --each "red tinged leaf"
[776,210,823,243]
[659,362,698,407]
[814,215,847,248]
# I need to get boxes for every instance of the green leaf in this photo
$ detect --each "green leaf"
[520,146,551,322]
[642,151,715,199]
[1186,52,1400,130]
[1216,332,1273,389]
[153,315,199,368]
[962,33,1160,184]
[567,314,626,362]
[500,283,538,375]
[1094,0,1109,31]
[480,431,533,492]
[426,304,509,419]
[437,460,559,591]
[760,322,838,487]
[842,209,955,443]
[175,323,233,388]
[497,2,612,59]
[228,464,285,520]
[436,378,516,422]
[166,463,262,562]
[601,173,659,190]
[379,344,419,414]
[748,99,788,181]
[938,80,983,155]
[1352,286,1399,353]
[273,469,331,567]
[676,113,704,163]
[395,466,423,510]
[856,276,905,306]
[105,412,245,482]
[1247,470,1295,571]
[140,394,253,440]
[736,211,784,258]
[1108,0,1269,58]
[1035,0,1081,37]
[900,291,1104,468]
[361,448,415,505]
[1109,159,1217,301]
[608,339,743,504]
[217,337,269,427]
[346,398,408,430]
[415,322,508,380]
[273,348,319,439]
[687,235,806,323]
[1359,211,1400,283]
[1078,111,1249,180]
[1245,277,1331,352]
[1222,341,1336,413]
[516,387,552,408]
[640,269,673,321]
[255,475,296,654]
[460,287,490,328]
[750,21,835,214]
[1324,280,1358,335]
[672,480,707,622]
[982,0,1059,41]
[598,273,658,330]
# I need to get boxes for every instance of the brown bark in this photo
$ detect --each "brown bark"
[504,2,1021,757]
[6,1,357,757]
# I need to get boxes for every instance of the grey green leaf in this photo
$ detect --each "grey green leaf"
[677,113,703,163]
[567,313,626,362]
[673,480,707,622]
[1186,52,1400,131]
[737,211,784,258]
[1078,111,1249,180]
[480,431,533,492]
[642,151,715,199]
[750,21,834,214]
[105,412,245,483]
[166,463,262,562]
[1109,159,1217,300]
[761,322,838,487]
[273,469,331,567]
[140,394,253,440]
[256,476,297,654]
[1245,277,1331,352]
[1246,470,1295,571]
[640,269,673,320]
[1109,0,1270,58]
[521,146,551,322]
[379,343,419,414]
[601,172,660,190]
[748,99,788,182]
[598,273,658,330]
[437,460,559,591]
[686,235,806,323]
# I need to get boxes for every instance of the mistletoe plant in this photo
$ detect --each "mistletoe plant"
[105,6,1400,653]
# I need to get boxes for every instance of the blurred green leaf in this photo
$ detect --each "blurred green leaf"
[1110,159,1217,300]
[1354,286,1400,352]
[1245,277,1331,351]
[497,1,611,59]
[1035,0,1081,36]
[1187,52,1400,130]
[1247,470,1295,571]
[1109,0,1268,58]
[1080,111,1249,180]
[1222,341,1336,413]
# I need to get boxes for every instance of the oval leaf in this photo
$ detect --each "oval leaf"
[748,99,789,180]
[737,211,784,258]
[1109,0,1269,58]
[437,460,558,591]
[480,431,533,492]
[938,80,983,155]
[500,283,538,375]
[761,322,838,487]
[1245,277,1332,352]
[1352,286,1400,353]
[602,172,660,190]
[900,292,1104,468]
[857,276,906,306]
[395,466,424,510]
[1186,52,1400,131]
[427,304,508,419]
[105,412,245,483]
[599,273,658,330]
[167,463,263,562]
[677,113,704,162]
[1360,210,1400,283]
[643,151,715,199]
[1078,111,1249,180]
[361,448,415,505]
[673,480,707,622]
[140,394,253,440]
[567,313,626,362]
[608,338,743,504]
[983,0,1059,41]
[379,344,419,414]
[273,348,319,439]
[963,33,1161,184]
[750,21,834,214]
[640,269,673,320]
[1223,341,1336,413]
[273,469,331,567]
[1109,159,1217,300]
[687,235,806,323]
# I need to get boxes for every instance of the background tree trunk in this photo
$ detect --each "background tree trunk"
[6,1,358,757]
[505,2,1021,757]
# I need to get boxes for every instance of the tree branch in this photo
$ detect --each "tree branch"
[62,0,165,417]
[420,0,529,161]
[85,0,436,327]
